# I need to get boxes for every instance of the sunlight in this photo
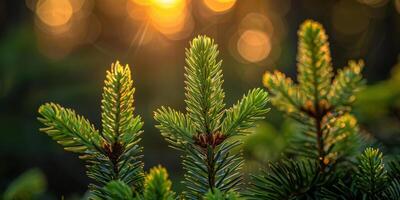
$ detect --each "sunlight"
[36,0,73,27]
[151,0,182,8]
[203,0,236,13]
[127,0,193,41]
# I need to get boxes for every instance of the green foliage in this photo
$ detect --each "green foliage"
[154,107,195,149]
[247,159,320,199]
[262,71,303,115]
[38,61,144,198]
[34,30,400,200]
[355,148,388,197]
[204,189,242,200]
[297,20,333,102]
[3,169,46,200]
[328,60,365,109]
[96,181,134,200]
[250,19,368,199]
[184,35,225,134]
[101,63,143,145]
[319,148,400,200]
[154,35,269,199]
[262,19,365,167]
[222,89,270,137]
[38,103,102,153]
[142,166,175,200]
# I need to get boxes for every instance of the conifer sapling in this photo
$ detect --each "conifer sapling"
[38,62,144,198]
[248,19,366,199]
[154,35,270,199]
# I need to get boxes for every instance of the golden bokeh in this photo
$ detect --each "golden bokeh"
[128,0,193,39]
[33,0,97,59]
[239,13,274,37]
[203,0,236,13]
[237,30,271,63]
[151,0,183,8]
[149,0,186,33]
[36,0,73,27]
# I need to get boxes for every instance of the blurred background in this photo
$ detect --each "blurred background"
[1,0,400,198]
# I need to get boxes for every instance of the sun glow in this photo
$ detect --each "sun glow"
[203,0,236,13]
[151,0,182,8]
[128,0,192,40]
[36,0,73,27]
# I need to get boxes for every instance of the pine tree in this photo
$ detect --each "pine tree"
[248,19,368,199]
[154,35,270,199]
[38,62,145,198]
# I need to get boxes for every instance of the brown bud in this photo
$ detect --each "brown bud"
[302,100,316,116]
[194,131,226,148]
[103,142,124,162]
[318,99,331,114]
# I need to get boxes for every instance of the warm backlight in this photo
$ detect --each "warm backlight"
[203,0,236,13]
[148,0,191,38]
[36,0,73,27]
[237,30,271,63]
[152,0,182,8]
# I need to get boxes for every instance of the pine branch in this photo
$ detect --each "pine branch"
[355,148,388,198]
[38,103,102,153]
[94,180,134,200]
[154,107,195,149]
[38,61,145,197]
[100,61,144,192]
[388,159,400,179]
[154,35,269,199]
[328,60,365,109]
[247,159,320,200]
[142,166,175,200]
[320,149,400,199]
[383,179,400,199]
[323,114,363,164]
[101,61,143,145]
[288,114,363,165]
[319,180,357,200]
[182,141,243,199]
[259,20,369,199]
[222,88,270,137]
[297,19,333,103]
[262,71,304,114]
[184,36,225,134]
[263,20,365,173]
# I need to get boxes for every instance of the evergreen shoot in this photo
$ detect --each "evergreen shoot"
[262,19,365,169]
[154,35,270,199]
[247,19,400,199]
[35,25,400,200]
[38,62,145,199]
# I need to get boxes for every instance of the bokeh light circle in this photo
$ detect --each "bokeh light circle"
[237,30,271,63]
[36,0,73,27]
